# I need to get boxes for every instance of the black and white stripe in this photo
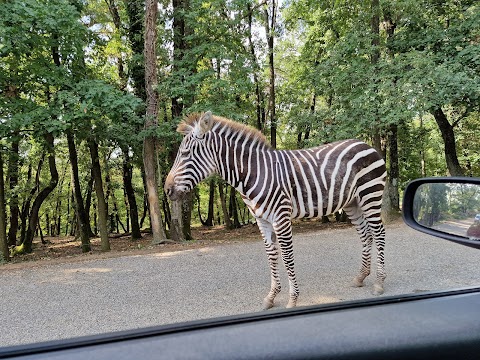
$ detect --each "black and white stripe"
[165,112,387,308]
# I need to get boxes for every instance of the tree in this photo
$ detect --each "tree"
[264,0,278,148]
[144,0,167,244]
[121,148,142,239]
[246,1,265,131]
[66,130,91,251]
[0,0,478,260]
[103,0,143,240]
[391,0,479,176]
[0,149,8,262]
[431,108,464,176]
[88,139,110,251]
[6,135,19,246]
[21,133,59,253]
[168,0,192,242]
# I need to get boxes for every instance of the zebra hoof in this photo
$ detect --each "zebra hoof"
[263,298,274,310]
[373,282,384,295]
[286,300,297,309]
[353,275,365,287]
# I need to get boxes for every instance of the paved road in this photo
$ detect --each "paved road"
[1,223,479,347]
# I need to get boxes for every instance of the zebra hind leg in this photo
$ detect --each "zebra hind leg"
[345,201,387,295]
[257,219,282,310]
[344,204,373,289]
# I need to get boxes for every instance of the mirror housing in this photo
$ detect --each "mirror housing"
[403,177,480,250]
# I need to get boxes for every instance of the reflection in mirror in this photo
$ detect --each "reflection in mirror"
[414,183,480,240]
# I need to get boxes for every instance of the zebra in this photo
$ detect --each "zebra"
[164,111,387,309]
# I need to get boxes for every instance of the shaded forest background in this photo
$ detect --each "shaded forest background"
[1,0,479,262]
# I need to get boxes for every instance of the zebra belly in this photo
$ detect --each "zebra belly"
[289,184,354,219]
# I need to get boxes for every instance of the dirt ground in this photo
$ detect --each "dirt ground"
[3,220,354,269]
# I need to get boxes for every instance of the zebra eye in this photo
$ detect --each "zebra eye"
[180,149,190,157]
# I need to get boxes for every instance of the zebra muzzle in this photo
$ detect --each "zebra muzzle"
[164,184,186,201]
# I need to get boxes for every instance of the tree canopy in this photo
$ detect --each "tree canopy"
[1,0,479,260]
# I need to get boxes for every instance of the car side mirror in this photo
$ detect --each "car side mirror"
[403,177,480,250]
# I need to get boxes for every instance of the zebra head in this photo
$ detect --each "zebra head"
[164,111,216,200]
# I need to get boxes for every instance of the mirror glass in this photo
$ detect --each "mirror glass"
[414,183,480,240]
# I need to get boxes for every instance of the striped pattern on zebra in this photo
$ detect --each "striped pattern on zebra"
[164,111,387,309]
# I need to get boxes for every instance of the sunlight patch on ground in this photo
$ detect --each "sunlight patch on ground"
[63,267,113,274]
[150,249,193,258]
[308,295,342,305]
[150,247,216,259]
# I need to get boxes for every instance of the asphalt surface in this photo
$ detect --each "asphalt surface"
[1,222,479,347]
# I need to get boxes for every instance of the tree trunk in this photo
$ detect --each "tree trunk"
[0,150,9,262]
[162,196,171,232]
[370,0,383,155]
[206,178,215,226]
[122,147,142,239]
[68,190,76,237]
[123,187,130,233]
[108,0,142,240]
[182,191,193,240]
[229,186,241,229]
[45,213,50,237]
[169,0,193,242]
[125,0,146,102]
[431,107,464,176]
[53,162,67,236]
[18,154,43,245]
[65,180,71,236]
[66,130,91,252]
[264,0,277,147]
[7,134,19,247]
[84,171,95,237]
[169,199,185,241]
[93,201,98,235]
[144,0,167,244]
[218,181,232,229]
[88,139,110,251]
[55,203,61,236]
[22,133,59,253]
[247,3,263,131]
[195,190,207,226]
[104,164,112,230]
[171,0,186,118]
[383,127,401,222]
[140,190,148,229]
[115,202,127,233]
[388,124,400,212]
[38,217,45,244]
[382,9,400,218]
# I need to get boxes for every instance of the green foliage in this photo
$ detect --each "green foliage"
[1,0,479,256]
[279,0,479,174]
[54,80,143,143]
[158,0,260,124]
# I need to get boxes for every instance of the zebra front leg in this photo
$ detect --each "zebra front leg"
[274,220,299,308]
[257,219,281,310]
[371,221,386,295]
[354,228,373,288]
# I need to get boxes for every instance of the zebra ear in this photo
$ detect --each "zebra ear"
[198,111,213,135]
[177,123,194,136]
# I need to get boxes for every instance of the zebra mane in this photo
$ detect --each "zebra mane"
[177,112,271,148]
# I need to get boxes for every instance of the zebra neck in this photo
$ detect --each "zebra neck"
[215,139,276,199]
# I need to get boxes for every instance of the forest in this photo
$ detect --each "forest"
[0,0,479,262]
